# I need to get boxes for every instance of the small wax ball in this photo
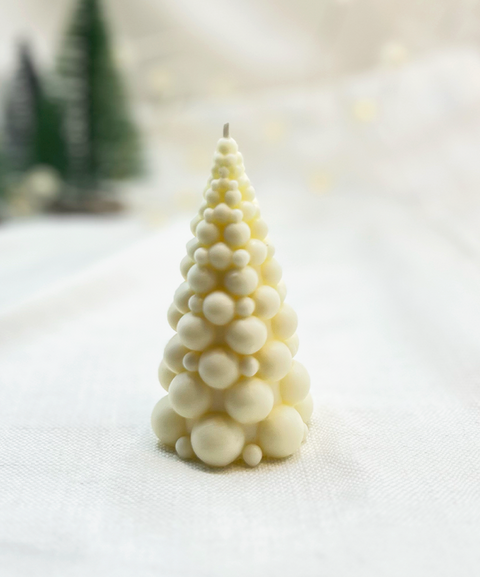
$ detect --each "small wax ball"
[277,280,287,302]
[203,291,235,325]
[191,415,245,467]
[188,294,204,314]
[211,179,220,191]
[243,444,262,467]
[186,238,200,258]
[199,200,208,215]
[224,222,251,248]
[295,393,314,424]
[239,356,259,377]
[253,286,281,319]
[265,239,275,258]
[238,175,249,189]
[243,186,255,200]
[228,180,239,190]
[187,265,217,294]
[236,297,255,317]
[251,218,268,239]
[183,351,200,372]
[232,249,250,268]
[225,377,274,424]
[167,303,183,330]
[194,247,209,266]
[176,436,195,460]
[230,209,243,223]
[241,201,256,221]
[213,203,231,223]
[218,178,230,191]
[190,214,201,234]
[180,255,194,279]
[225,189,242,207]
[204,208,214,223]
[226,317,267,355]
[196,220,219,246]
[158,360,176,391]
[258,405,304,458]
[217,137,238,154]
[198,348,239,389]
[174,282,194,313]
[280,361,310,405]
[164,334,189,373]
[246,239,267,266]
[177,313,215,351]
[169,372,212,418]
[256,341,292,381]
[224,267,258,296]
[209,242,232,270]
[218,168,229,178]
[205,189,220,205]
[262,258,282,286]
[272,303,298,339]
[151,396,187,446]
[285,333,299,356]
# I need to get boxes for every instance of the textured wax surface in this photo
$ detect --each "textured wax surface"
[152,132,312,467]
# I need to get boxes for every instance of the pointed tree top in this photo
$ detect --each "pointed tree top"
[223,123,230,138]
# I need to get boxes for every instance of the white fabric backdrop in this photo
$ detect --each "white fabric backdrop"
[2,184,480,576]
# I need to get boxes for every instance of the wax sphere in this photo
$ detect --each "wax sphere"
[190,214,201,235]
[236,297,255,317]
[177,313,215,351]
[241,201,256,222]
[151,396,187,446]
[225,378,274,424]
[196,220,219,245]
[225,317,267,354]
[262,258,282,286]
[295,393,314,424]
[224,222,251,247]
[232,249,250,268]
[176,436,195,459]
[187,265,217,294]
[186,238,200,258]
[253,286,281,319]
[198,348,239,389]
[180,255,194,279]
[213,203,231,223]
[209,242,232,270]
[251,218,268,239]
[204,208,214,223]
[230,208,243,223]
[243,186,255,200]
[239,356,259,377]
[256,341,292,381]
[158,359,176,391]
[164,334,189,373]
[174,282,194,313]
[205,189,220,205]
[285,333,299,356]
[167,303,182,330]
[258,405,304,458]
[169,372,212,419]
[188,294,203,314]
[225,189,242,208]
[194,247,209,266]
[272,303,298,340]
[243,444,262,467]
[280,361,310,405]
[277,280,287,302]
[191,415,245,467]
[224,267,258,296]
[217,137,238,154]
[246,239,267,266]
[183,351,200,372]
[203,291,235,325]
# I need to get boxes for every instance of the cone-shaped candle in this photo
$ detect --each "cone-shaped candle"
[152,124,313,467]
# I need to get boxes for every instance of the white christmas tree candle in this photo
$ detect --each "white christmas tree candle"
[152,124,313,467]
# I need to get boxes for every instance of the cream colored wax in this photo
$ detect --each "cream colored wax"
[152,124,313,468]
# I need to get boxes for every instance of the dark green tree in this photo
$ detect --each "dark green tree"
[57,0,142,207]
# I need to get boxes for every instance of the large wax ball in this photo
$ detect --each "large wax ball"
[187,265,217,294]
[224,222,251,247]
[225,378,274,424]
[169,372,212,418]
[246,239,267,266]
[203,291,235,325]
[196,220,220,245]
[167,303,183,330]
[295,393,314,424]
[224,267,258,296]
[164,334,189,373]
[256,341,292,381]
[258,405,304,458]
[272,303,298,340]
[199,348,239,389]
[213,203,231,223]
[225,189,242,208]
[177,313,215,351]
[262,258,282,286]
[226,317,267,355]
[191,414,245,467]
[174,282,194,313]
[209,242,232,270]
[180,255,194,279]
[158,359,176,391]
[253,286,281,319]
[151,396,187,446]
[285,333,299,356]
[280,361,310,405]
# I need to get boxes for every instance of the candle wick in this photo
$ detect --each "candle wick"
[223,123,230,138]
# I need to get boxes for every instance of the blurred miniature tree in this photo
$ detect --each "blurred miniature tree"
[56,0,141,210]
[4,42,66,178]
